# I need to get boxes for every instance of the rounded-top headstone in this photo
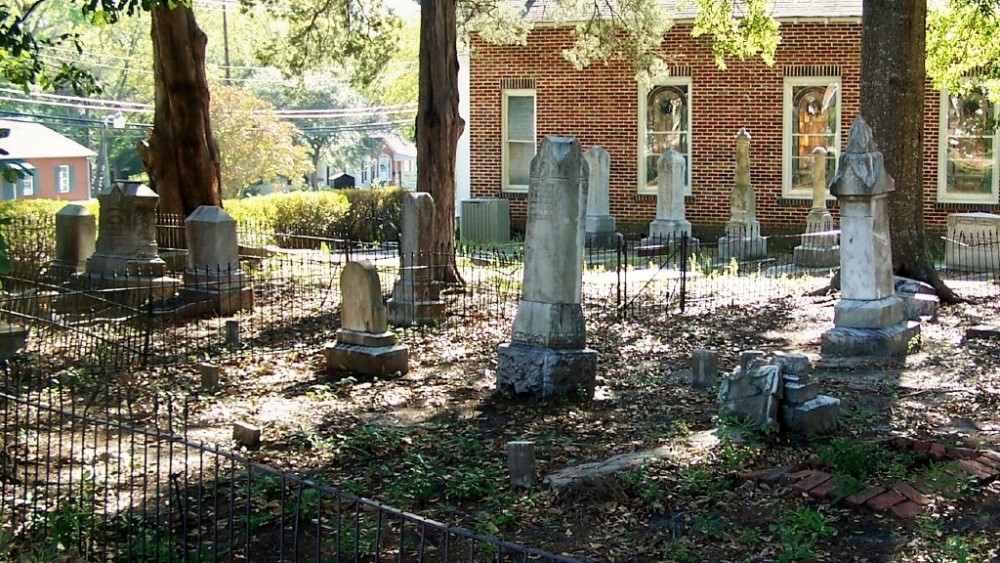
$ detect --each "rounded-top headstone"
[341,260,388,334]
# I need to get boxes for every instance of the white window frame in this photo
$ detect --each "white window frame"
[20,174,33,197]
[782,76,842,198]
[937,88,1000,204]
[56,164,70,194]
[638,78,693,196]
[501,89,536,193]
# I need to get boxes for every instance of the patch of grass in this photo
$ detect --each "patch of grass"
[618,465,665,506]
[817,437,915,484]
[771,506,837,563]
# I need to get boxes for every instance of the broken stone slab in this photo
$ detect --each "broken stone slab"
[233,421,262,449]
[718,364,782,427]
[772,351,811,377]
[901,293,939,321]
[739,350,766,372]
[966,324,1000,340]
[544,429,719,490]
[781,395,841,435]
[894,276,936,296]
[783,381,820,405]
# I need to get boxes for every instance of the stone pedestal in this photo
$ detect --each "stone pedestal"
[180,206,252,315]
[639,149,699,255]
[387,193,445,326]
[47,204,96,283]
[718,129,766,261]
[497,136,597,400]
[583,146,618,249]
[718,220,767,261]
[326,261,408,376]
[794,147,839,268]
[820,117,920,357]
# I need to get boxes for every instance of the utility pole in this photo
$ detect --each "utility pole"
[223,3,232,85]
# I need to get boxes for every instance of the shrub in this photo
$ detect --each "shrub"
[270,191,350,249]
[0,200,99,282]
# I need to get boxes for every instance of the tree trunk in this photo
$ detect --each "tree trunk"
[860,0,960,302]
[138,4,222,218]
[416,0,464,284]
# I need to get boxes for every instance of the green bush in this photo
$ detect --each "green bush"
[270,191,350,249]
[0,200,99,282]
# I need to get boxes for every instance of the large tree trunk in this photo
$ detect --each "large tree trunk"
[860,0,959,302]
[138,4,222,218]
[416,0,464,284]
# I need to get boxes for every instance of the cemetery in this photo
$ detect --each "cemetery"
[0,123,998,562]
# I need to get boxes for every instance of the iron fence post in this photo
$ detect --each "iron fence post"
[680,233,688,313]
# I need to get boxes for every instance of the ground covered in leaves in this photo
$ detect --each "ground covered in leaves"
[123,286,1000,562]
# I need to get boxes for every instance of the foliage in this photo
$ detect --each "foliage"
[690,0,781,70]
[817,437,914,484]
[771,506,837,563]
[927,0,1000,102]
[210,85,313,198]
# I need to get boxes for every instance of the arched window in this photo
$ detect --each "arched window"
[783,78,840,197]
[938,89,998,203]
[640,80,691,194]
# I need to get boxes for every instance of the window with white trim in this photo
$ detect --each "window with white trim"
[56,165,70,193]
[782,77,841,197]
[502,90,536,192]
[20,174,33,197]
[639,79,692,195]
[938,88,999,204]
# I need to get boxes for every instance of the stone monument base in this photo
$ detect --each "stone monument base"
[181,286,254,316]
[717,236,767,261]
[586,230,621,249]
[637,236,700,258]
[496,342,597,400]
[386,299,446,327]
[324,340,409,377]
[820,321,921,357]
[60,273,182,311]
[780,395,841,435]
[792,245,840,268]
[45,260,85,285]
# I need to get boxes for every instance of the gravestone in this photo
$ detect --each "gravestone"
[80,182,180,302]
[181,206,253,315]
[497,136,598,400]
[944,212,1000,272]
[386,193,445,326]
[583,146,618,248]
[638,149,699,255]
[326,260,408,376]
[47,204,96,283]
[717,362,782,427]
[691,348,719,390]
[793,147,840,268]
[718,129,767,261]
[821,117,920,357]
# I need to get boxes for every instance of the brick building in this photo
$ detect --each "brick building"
[0,119,95,202]
[466,0,999,235]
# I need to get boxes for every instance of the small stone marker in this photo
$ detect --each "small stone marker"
[718,129,767,261]
[233,421,261,449]
[821,116,920,357]
[225,320,240,349]
[507,441,536,488]
[738,350,765,372]
[893,276,939,321]
[690,349,719,390]
[200,362,220,390]
[181,205,253,315]
[496,136,598,400]
[583,146,618,248]
[325,261,409,376]
[47,204,96,283]
[793,146,840,268]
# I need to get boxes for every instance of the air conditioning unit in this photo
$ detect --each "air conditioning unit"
[460,199,510,243]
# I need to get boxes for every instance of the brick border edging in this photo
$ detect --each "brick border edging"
[741,440,1000,519]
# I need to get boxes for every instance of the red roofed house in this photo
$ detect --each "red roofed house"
[466,0,999,234]
[0,119,96,202]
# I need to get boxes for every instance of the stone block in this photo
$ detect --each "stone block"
[200,363,220,390]
[717,236,768,261]
[792,244,840,268]
[821,321,921,357]
[691,348,719,390]
[964,324,1000,340]
[944,212,1000,272]
[894,276,936,296]
[0,324,28,360]
[834,296,905,329]
[496,343,597,401]
[783,381,820,405]
[772,351,811,376]
[739,350,766,372]
[233,421,261,449]
[718,364,781,427]
[386,298,446,327]
[335,328,396,348]
[585,230,621,249]
[511,301,587,349]
[507,441,536,488]
[780,395,840,435]
[324,342,409,377]
[900,293,939,321]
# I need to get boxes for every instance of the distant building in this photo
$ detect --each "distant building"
[0,119,96,202]
[329,171,356,189]
[359,136,417,189]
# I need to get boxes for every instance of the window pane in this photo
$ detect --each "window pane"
[945,92,995,196]
[791,83,837,191]
[506,96,534,141]
[645,132,688,187]
[647,85,688,134]
[508,141,534,186]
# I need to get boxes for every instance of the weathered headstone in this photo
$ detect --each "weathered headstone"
[497,136,598,400]
[507,441,536,488]
[200,362,220,390]
[944,212,1000,272]
[583,146,618,248]
[181,206,252,315]
[325,261,408,376]
[738,349,766,372]
[47,204,96,283]
[79,182,180,303]
[233,421,261,449]
[717,362,782,427]
[772,351,811,377]
[639,149,699,255]
[793,147,840,268]
[718,129,767,261]
[691,348,719,390]
[387,193,445,326]
[821,117,920,357]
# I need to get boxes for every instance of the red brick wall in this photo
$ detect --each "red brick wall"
[469,22,971,234]
[7,157,91,202]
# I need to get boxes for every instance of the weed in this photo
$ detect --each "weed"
[693,513,726,540]
[817,437,915,483]
[920,460,973,499]
[771,506,836,562]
